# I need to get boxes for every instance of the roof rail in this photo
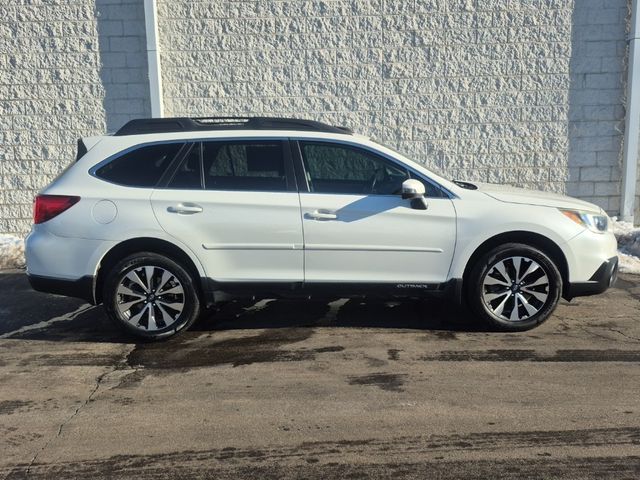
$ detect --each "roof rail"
[114,116,353,136]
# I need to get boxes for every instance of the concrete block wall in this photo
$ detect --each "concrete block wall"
[96,0,151,132]
[0,0,636,235]
[158,0,631,215]
[567,0,630,215]
[0,0,150,235]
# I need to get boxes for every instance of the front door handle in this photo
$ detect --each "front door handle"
[167,203,203,215]
[306,210,338,221]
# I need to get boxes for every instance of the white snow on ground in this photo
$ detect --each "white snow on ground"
[0,234,25,270]
[1,220,640,273]
[611,218,640,275]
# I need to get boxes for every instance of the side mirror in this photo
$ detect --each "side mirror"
[401,179,428,210]
[401,179,425,199]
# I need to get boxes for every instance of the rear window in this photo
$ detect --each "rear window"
[95,143,183,187]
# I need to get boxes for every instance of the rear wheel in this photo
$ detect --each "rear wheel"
[103,252,201,340]
[467,243,562,331]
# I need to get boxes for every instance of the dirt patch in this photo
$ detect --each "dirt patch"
[419,349,640,362]
[0,400,33,415]
[387,349,401,360]
[347,373,407,392]
[127,328,344,369]
[7,427,640,479]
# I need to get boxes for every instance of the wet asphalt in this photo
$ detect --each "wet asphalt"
[0,270,639,479]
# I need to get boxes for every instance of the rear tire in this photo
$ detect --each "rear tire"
[103,252,201,340]
[467,243,562,331]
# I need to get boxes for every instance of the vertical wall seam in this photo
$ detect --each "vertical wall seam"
[621,0,639,223]
[144,0,164,118]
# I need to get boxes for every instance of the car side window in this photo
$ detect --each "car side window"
[95,143,183,187]
[168,143,203,189]
[202,140,287,192]
[299,141,410,196]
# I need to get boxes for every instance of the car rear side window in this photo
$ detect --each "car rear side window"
[202,140,287,192]
[95,143,183,187]
[168,143,203,189]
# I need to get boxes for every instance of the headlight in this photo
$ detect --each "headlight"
[560,209,609,233]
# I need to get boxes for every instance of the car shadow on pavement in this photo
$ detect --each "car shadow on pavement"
[2,288,484,346]
[194,296,482,334]
[1,267,487,344]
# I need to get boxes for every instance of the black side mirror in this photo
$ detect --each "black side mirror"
[410,197,428,210]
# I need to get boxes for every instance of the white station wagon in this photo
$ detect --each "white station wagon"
[26,117,618,339]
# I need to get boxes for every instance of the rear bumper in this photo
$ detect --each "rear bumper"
[25,227,109,280]
[564,256,618,300]
[27,273,96,304]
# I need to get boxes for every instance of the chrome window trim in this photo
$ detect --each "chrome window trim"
[89,135,458,199]
[88,136,292,190]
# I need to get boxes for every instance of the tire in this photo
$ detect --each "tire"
[466,243,562,331]
[103,252,201,340]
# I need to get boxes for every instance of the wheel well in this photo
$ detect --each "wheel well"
[461,231,569,294]
[94,237,203,304]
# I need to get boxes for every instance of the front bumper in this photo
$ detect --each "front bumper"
[564,256,618,300]
[27,273,96,304]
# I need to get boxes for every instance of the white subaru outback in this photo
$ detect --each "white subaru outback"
[25,117,618,340]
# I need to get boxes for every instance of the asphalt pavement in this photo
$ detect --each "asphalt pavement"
[0,270,639,479]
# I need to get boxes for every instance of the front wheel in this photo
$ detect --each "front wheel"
[103,252,201,340]
[467,243,562,331]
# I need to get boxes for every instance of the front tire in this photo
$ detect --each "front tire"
[103,252,201,340]
[467,243,562,331]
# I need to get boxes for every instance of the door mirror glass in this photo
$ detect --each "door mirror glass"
[401,179,426,199]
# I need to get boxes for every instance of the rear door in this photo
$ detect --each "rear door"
[151,138,304,284]
[295,140,456,285]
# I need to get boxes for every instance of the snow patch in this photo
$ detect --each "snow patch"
[611,218,640,275]
[0,234,25,270]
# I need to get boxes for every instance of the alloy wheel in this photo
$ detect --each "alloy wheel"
[481,256,550,322]
[114,265,185,331]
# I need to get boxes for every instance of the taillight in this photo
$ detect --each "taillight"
[33,195,80,224]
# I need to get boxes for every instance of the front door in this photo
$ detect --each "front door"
[295,140,456,285]
[151,139,304,283]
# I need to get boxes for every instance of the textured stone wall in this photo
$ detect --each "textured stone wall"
[0,0,636,236]
[96,0,151,132]
[0,0,150,235]
[567,0,630,216]
[158,0,630,215]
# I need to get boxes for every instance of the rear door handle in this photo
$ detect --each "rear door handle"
[167,203,203,215]
[306,210,338,221]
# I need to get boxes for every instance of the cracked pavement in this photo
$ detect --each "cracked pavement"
[0,270,639,479]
